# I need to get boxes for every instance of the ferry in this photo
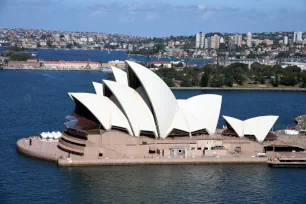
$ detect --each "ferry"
[268,157,306,167]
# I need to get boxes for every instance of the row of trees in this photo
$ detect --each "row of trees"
[8,52,31,61]
[154,62,306,88]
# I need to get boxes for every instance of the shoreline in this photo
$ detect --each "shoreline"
[3,67,108,72]
[171,87,306,91]
[2,68,305,91]
[58,157,267,167]
[16,138,267,166]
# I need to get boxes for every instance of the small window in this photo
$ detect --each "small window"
[179,150,182,153]
[197,147,201,150]
[99,153,103,157]
[191,147,195,150]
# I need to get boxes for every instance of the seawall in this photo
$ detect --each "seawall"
[58,157,267,167]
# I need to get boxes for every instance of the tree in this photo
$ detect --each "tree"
[200,73,209,87]
[300,73,306,88]
[281,73,297,86]
[181,77,192,87]
[9,52,30,61]
[47,40,53,48]
[224,73,234,87]
[210,74,224,87]
[270,76,279,87]
[164,77,174,87]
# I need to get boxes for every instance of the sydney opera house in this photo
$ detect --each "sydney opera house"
[18,61,279,162]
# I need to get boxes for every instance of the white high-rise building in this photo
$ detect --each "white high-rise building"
[196,32,205,49]
[234,34,243,47]
[196,32,201,48]
[204,38,209,49]
[284,36,288,45]
[200,33,205,48]
[210,34,220,49]
[247,32,252,47]
[294,32,303,43]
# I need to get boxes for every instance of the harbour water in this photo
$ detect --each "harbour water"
[1,70,306,203]
[1,48,212,67]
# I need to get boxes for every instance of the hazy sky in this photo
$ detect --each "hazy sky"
[0,0,305,37]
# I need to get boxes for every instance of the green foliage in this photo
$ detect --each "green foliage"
[200,73,209,87]
[210,74,224,87]
[154,62,306,88]
[224,73,234,87]
[280,73,297,86]
[181,77,192,87]
[276,51,290,58]
[9,52,30,61]
[300,73,306,88]
[270,76,279,87]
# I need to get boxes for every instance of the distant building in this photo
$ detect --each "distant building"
[43,61,101,70]
[263,39,273,46]
[294,32,303,43]
[234,34,243,47]
[196,32,205,49]
[204,38,209,49]
[247,32,252,47]
[283,36,288,45]
[210,34,220,49]
[150,61,172,68]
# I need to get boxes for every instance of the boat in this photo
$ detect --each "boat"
[268,157,306,167]
[100,67,112,72]
[0,63,3,70]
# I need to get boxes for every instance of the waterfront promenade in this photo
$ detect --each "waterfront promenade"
[58,157,267,166]
[17,136,267,166]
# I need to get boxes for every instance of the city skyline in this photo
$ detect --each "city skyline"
[1,0,306,37]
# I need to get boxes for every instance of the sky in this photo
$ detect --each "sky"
[0,0,306,37]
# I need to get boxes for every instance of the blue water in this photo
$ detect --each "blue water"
[0,47,211,66]
[1,70,306,204]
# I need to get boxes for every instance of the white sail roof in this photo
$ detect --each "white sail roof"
[244,116,279,143]
[103,80,157,137]
[175,99,202,133]
[111,66,128,85]
[92,82,103,95]
[223,116,244,138]
[223,115,279,143]
[186,94,222,134]
[171,106,191,135]
[68,93,132,135]
[126,60,178,138]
